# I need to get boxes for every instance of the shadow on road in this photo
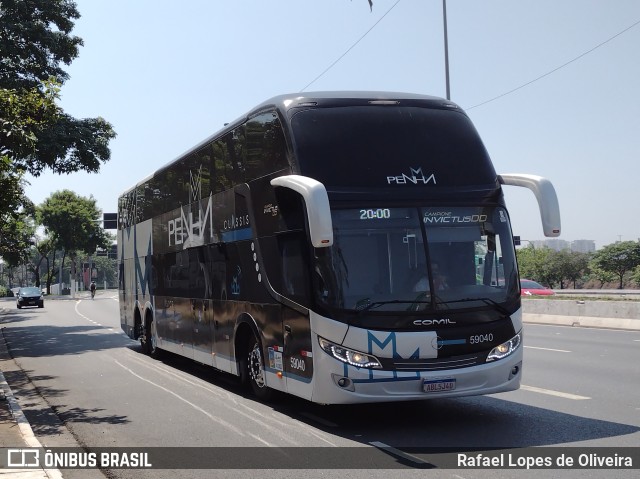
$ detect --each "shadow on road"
[149,347,640,450]
[0,322,130,358]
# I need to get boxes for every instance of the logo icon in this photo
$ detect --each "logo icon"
[387,167,436,185]
[7,449,40,468]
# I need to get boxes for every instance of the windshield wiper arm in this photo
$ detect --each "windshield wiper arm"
[355,299,431,313]
[437,297,511,316]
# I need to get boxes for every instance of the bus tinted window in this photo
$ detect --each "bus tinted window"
[291,106,495,189]
[245,113,288,180]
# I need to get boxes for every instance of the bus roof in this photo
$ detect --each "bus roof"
[119,91,466,198]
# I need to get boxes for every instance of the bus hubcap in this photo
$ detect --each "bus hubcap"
[248,344,266,388]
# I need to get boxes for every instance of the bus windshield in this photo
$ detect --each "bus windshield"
[314,206,519,312]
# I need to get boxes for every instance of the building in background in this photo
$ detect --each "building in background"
[570,240,596,253]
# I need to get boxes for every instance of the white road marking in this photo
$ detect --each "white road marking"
[114,359,253,440]
[524,346,571,353]
[121,354,335,445]
[521,385,590,400]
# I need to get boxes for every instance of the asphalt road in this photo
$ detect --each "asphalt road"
[0,293,638,479]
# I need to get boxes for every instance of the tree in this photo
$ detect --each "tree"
[590,241,640,289]
[564,251,590,289]
[38,190,112,284]
[0,0,82,90]
[0,200,35,269]
[546,250,590,289]
[0,83,56,258]
[92,255,117,287]
[589,266,616,289]
[516,246,554,286]
[0,1,116,177]
[631,265,640,288]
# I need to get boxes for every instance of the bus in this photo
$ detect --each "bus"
[117,91,560,404]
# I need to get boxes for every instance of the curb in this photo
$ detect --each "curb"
[0,332,64,479]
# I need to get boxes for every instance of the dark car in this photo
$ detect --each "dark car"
[16,287,44,309]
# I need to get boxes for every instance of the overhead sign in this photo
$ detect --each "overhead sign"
[103,213,117,229]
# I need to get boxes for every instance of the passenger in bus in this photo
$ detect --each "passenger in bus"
[432,261,449,290]
[412,262,448,292]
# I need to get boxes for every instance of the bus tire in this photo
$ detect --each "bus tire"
[142,315,159,357]
[246,334,272,401]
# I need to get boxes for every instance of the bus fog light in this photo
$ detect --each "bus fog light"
[331,374,355,391]
[487,332,522,362]
[319,337,382,369]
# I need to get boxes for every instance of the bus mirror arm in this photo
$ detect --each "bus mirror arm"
[270,175,334,248]
[498,173,561,237]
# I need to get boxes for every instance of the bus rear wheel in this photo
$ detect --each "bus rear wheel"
[246,336,272,401]
[141,317,158,357]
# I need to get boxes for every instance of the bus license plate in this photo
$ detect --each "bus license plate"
[423,378,456,393]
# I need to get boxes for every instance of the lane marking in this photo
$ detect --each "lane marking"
[521,385,590,400]
[113,359,255,440]
[524,346,571,353]
[120,354,325,445]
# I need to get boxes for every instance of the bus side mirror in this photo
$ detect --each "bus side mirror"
[271,175,334,248]
[499,173,561,237]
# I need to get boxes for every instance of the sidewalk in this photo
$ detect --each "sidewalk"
[0,306,63,479]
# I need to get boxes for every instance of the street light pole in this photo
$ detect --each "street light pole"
[442,0,451,100]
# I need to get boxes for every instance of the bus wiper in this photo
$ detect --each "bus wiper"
[436,297,511,316]
[355,298,432,313]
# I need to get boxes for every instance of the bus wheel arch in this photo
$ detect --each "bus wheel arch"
[235,315,273,401]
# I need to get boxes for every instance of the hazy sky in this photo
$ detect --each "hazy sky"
[25,0,640,249]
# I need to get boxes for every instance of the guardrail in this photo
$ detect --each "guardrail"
[554,289,640,298]
[522,295,640,330]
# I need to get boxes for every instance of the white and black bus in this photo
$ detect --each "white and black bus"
[117,92,560,404]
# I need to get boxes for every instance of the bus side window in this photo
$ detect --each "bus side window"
[274,187,304,230]
[279,234,310,305]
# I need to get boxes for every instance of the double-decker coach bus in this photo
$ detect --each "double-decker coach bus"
[117,91,560,404]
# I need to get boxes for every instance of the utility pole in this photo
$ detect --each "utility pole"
[443,0,451,100]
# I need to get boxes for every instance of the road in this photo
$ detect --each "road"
[0,293,638,479]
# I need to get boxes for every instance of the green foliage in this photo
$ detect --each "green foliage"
[590,241,640,289]
[38,190,111,256]
[0,0,117,175]
[517,247,591,289]
[0,0,83,89]
[0,0,116,257]
[516,246,553,285]
[92,255,117,286]
[0,176,34,260]
[631,265,640,288]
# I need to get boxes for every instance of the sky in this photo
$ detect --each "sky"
[24,0,640,249]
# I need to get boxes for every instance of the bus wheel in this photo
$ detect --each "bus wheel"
[142,317,158,357]
[247,336,272,401]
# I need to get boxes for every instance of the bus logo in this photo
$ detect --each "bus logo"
[231,266,242,295]
[413,319,456,326]
[387,167,436,185]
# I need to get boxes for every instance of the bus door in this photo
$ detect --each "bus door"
[280,233,314,391]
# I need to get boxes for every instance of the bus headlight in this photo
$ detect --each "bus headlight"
[318,337,382,369]
[486,332,521,362]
